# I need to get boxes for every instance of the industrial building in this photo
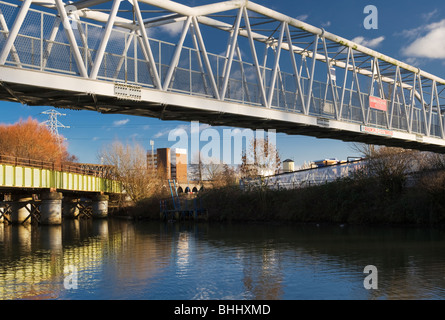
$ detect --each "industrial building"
[147,148,188,183]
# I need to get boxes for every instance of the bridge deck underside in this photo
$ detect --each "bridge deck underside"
[0,78,442,153]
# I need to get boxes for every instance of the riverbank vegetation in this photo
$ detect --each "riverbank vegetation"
[111,143,445,226]
[198,146,445,225]
[198,173,444,225]
[99,140,166,203]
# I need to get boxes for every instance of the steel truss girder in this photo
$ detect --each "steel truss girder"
[2,65,445,153]
[23,0,444,85]
[1,0,445,145]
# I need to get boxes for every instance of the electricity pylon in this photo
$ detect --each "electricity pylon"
[41,109,70,144]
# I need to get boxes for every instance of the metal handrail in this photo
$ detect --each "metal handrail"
[0,154,116,179]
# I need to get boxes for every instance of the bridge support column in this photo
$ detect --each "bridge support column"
[40,191,63,225]
[62,197,80,219]
[92,194,109,219]
[0,207,4,223]
[10,196,33,225]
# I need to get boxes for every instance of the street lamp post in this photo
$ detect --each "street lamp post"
[150,140,154,173]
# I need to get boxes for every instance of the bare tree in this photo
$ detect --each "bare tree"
[350,143,376,159]
[421,152,445,170]
[98,140,163,203]
[189,151,205,183]
[352,143,420,175]
[221,164,239,187]
[351,143,422,193]
[201,158,239,188]
[240,137,281,178]
[204,158,224,185]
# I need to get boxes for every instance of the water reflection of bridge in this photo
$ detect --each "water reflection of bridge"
[2,221,445,299]
[0,221,107,299]
[0,220,173,299]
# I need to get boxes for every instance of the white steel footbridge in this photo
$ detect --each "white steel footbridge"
[1,0,445,152]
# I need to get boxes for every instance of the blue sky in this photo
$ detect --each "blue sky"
[1,0,445,167]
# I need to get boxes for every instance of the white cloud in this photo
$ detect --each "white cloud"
[402,19,445,59]
[351,36,385,49]
[113,119,130,126]
[153,123,211,139]
[159,21,185,37]
[422,9,439,22]
[397,25,424,40]
[153,130,167,139]
[404,57,422,67]
[296,14,309,22]
[322,21,331,28]
[153,125,185,139]
[129,133,140,139]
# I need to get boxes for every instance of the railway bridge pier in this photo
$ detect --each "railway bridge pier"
[1,190,112,225]
[0,156,121,225]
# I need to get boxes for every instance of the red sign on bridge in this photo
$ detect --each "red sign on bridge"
[369,96,388,112]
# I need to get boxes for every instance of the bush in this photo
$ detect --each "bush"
[198,171,445,226]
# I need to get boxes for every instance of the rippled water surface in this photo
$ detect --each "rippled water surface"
[2,220,445,300]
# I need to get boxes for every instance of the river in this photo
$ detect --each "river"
[1,219,445,300]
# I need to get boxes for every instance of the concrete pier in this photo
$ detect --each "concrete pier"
[62,197,80,219]
[40,191,63,225]
[1,192,112,224]
[10,196,33,225]
[92,194,109,219]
